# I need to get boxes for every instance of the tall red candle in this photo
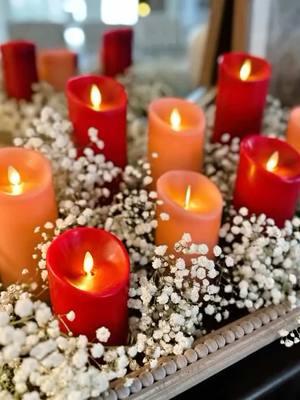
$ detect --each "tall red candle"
[66,75,127,168]
[47,227,130,345]
[213,52,271,142]
[233,135,300,227]
[101,28,133,77]
[1,40,38,100]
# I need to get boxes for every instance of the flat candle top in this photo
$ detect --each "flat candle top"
[157,170,223,216]
[47,227,130,295]
[0,148,52,197]
[242,135,300,179]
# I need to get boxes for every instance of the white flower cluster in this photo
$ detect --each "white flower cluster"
[0,70,298,397]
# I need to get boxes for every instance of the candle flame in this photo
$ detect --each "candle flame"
[8,166,21,186]
[83,251,94,275]
[184,185,192,210]
[266,151,279,172]
[90,84,101,110]
[170,108,181,131]
[240,59,252,81]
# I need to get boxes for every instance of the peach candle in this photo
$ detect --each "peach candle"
[286,107,300,153]
[148,98,205,186]
[38,49,77,91]
[0,148,57,286]
[156,170,223,258]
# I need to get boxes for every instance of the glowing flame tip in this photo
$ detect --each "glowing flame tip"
[90,84,101,109]
[240,59,252,81]
[83,251,94,275]
[8,166,21,186]
[170,108,181,131]
[266,151,279,172]
[184,185,192,210]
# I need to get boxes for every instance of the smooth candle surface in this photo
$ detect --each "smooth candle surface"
[148,98,205,186]
[47,227,130,345]
[0,147,57,286]
[234,135,300,226]
[286,106,300,153]
[156,170,223,258]
[66,75,127,168]
[213,52,271,142]
[101,28,133,77]
[38,49,77,91]
[1,40,38,100]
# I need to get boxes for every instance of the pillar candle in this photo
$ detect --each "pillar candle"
[234,135,300,227]
[101,28,133,77]
[213,52,271,142]
[1,40,38,100]
[66,75,127,168]
[0,147,57,286]
[286,106,300,153]
[156,170,223,258]
[47,227,130,345]
[148,97,205,186]
[38,49,77,91]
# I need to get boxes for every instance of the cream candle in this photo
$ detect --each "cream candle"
[286,107,300,153]
[148,98,205,186]
[156,170,223,258]
[0,147,57,286]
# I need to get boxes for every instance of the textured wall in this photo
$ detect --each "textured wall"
[267,0,300,106]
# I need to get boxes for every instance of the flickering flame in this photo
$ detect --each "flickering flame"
[83,251,94,276]
[184,185,192,210]
[266,151,279,172]
[239,59,252,81]
[90,85,101,110]
[8,166,22,195]
[170,108,181,131]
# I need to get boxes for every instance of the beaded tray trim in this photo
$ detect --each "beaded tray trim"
[102,304,299,400]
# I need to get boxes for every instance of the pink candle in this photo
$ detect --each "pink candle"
[286,107,300,153]
[148,98,205,186]
[156,170,223,258]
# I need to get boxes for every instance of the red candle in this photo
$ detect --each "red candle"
[101,28,133,77]
[47,227,130,345]
[1,40,38,100]
[233,135,300,227]
[213,52,271,142]
[37,49,77,91]
[66,75,127,168]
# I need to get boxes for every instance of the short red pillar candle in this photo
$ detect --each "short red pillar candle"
[37,49,77,91]
[66,75,127,168]
[213,52,271,142]
[1,40,38,100]
[233,135,300,227]
[101,28,133,77]
[47,227,130,345]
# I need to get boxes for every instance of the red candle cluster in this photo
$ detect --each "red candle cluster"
[234,135,300,227]
[213,52,271,142]
[66,74,127,168]
[101,28,133,77]
[1,40,38,100]
[47,227,130,345]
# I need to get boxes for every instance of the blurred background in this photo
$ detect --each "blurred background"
[0,0,300,105]
[0,0,210,95]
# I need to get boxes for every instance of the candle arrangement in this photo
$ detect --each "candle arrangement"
[0,38,300,399]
